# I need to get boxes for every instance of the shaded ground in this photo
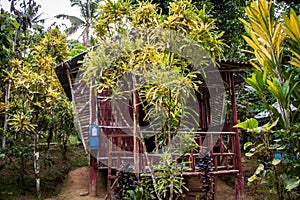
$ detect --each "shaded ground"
[0,144,88,200]
[48,166,255,200]
[47,167,105,200]
[1,144,258,199]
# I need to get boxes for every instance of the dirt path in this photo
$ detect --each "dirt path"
[49,167,253,200]
[46,167,105,200]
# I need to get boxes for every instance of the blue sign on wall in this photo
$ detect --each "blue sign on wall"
[90,124,99,150]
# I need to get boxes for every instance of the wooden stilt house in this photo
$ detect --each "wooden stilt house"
[55,51,249,199]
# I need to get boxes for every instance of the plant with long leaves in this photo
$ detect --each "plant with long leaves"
[240,0,299,129]
[82,0,225,199]
[238,0,300,198]
[5,27,69,199]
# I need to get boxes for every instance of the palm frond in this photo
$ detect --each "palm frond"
[65,26,80,35]
[55,14,84,24]
[70,0,82,7]
[32,13,45,24]
[55,15,85,26]
[55,14,85,35]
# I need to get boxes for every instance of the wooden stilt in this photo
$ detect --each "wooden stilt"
[89,154,98,196]
[89,82,98,196]
[230,72,244,200]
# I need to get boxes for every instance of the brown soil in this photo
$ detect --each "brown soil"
[216,179,253,200]
[46,165,255,200]
[45,167,106,200]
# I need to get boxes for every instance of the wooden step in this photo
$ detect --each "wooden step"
[210,169,239,175]
[108,175,117,180]
[212,152,234,156]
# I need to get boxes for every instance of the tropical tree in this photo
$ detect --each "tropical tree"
[1,1,79,198]
[0,8,19,149]
[1,0,45,150]
[5,27,69,199]
[210,0,251,62]
[55,0,99,46]
[9,0,45,58]
[0,9,18,72]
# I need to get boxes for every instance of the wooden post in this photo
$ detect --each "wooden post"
[89,84,98,196]
[230,72,244,200]
[89,154,97,196]
[132,74,140,175]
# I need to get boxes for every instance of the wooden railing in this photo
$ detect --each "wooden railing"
[101,130,241,199]
[101,131,239,170]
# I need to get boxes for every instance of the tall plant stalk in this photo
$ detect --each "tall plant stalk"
[2,80,11,149]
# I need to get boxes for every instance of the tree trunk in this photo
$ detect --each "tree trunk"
[85,0,91,47]
[2,79,11,149]
[34,132,41,200]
